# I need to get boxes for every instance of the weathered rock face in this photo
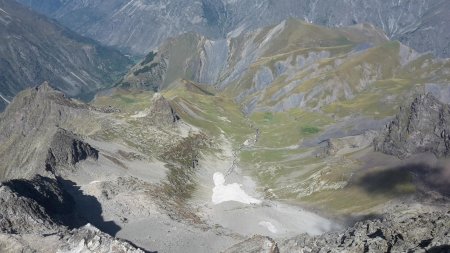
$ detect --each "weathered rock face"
[374,93,450,159]
[45,128,99,172]
[0,82,100,180]
[0,0,131,111]
[0,183,58,234]
[0,175,73,234]
[225,209,450,253]
[18,0,450,58]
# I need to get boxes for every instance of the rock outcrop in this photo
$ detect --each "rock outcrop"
[45,128,99,172]
[149,94,180,126]
[374,93,450,159]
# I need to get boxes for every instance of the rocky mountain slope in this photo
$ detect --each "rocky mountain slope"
[225,205,450,253]
[17,0,450,57]
[0,0,131,111]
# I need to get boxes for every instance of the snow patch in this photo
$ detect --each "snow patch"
[259,221,278,234]
[212,172,261,205]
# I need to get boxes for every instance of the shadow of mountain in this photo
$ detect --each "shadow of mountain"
[4,175,79,227]
[356,163,450,197]
[57,177,121,236]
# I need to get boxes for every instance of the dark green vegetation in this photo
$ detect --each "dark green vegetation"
[140,51,157,66]
[301,126,320,135]
[160,134,211,200]
[133,63,159,76]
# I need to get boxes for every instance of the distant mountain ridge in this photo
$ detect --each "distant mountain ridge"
[0,0,131,110]
[120,18,450,115]
[16,0,450,58]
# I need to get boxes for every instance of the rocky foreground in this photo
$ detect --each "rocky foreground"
[1,172,448,253]
[226,206,450,253]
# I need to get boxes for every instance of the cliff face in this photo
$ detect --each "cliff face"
[45,128,99,172]
[0,0,131,111]
[375,94,450,159]
[17,0,450,57]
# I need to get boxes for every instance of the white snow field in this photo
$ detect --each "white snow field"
[212,172,262,204]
